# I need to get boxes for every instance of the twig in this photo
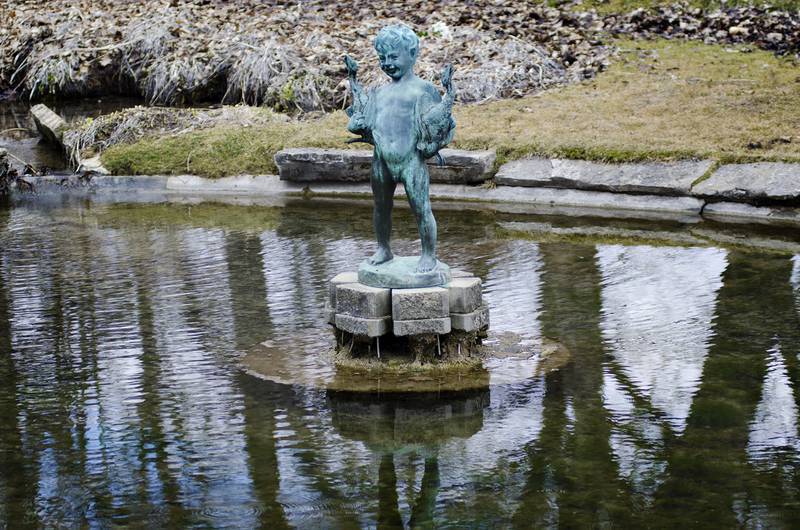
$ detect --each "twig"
[4,151,39,175]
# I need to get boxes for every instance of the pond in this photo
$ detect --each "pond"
[1,196,799,527]
[0,98,141,173]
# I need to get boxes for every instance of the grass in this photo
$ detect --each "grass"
[102,38,800,177]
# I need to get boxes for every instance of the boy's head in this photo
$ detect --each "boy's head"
[374,24,418,81]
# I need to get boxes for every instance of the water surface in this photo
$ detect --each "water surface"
[1,197,799,528]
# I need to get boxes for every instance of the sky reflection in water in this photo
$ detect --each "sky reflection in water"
[1,199,799,528]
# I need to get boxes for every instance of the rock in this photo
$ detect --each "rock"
[328,271,359,307]
[275,148,373,183]
[448,277,482,314]
[450,269,472,278]
[274,148,495,184]
[702,201,800,225]
[77,155,110,175]
[692,163,800,205]
[30,104,67,147]
[335,283,391,319]
[393,317,451,336]
[766,32,784,43]
[450,305,489,332]
[729,25,749,36]
[431,149,496,184]
[392,287,449,321]
[495,157,713,196]
[335,314,391,337]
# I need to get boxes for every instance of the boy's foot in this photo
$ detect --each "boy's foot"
[415,254,437,273]
[367,247,393,265]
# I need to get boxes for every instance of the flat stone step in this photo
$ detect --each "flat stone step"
[30,104,67,147]
[274,148,495,184]
[692,162,800,205]
[495,157,713,196]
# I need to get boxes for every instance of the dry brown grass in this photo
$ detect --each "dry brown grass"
[453,38,800,165]
[102,39,800,177]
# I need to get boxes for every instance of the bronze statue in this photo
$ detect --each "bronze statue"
[345,24,455,287]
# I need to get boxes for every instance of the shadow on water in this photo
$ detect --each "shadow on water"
[1,197,799,527]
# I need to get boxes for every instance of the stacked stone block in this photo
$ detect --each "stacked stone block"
[327,270,490,340]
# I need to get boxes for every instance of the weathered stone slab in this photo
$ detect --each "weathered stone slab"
[495,157,713,196]
[702,201,800,225]
[274,148,495,184]
[450,269,471,279]
[451,305,490,332]
[431,149,496,184]
[692,163,800,205]
[31,104,67,147]
[336,283,391,318]
[392,287,449,321]
[328,271,359,306]
[448,277,482,314]
[393,317,451,336]
[276,149,373,183]
[359,256,450,288]
[336,314,391,337]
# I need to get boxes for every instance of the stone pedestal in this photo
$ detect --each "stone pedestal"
[358,256,451,289]
[326,267,490,362]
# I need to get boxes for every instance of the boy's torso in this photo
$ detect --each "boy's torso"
[372,77,435,166]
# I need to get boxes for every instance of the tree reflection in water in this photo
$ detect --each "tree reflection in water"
[0,200,799,527]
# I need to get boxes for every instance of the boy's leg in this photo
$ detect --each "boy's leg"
[369,156,396,265]
[403,158,437,272]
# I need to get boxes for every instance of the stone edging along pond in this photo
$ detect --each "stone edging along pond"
[95,149,800,224]
[22,107,800,224]
[21,156,800,228]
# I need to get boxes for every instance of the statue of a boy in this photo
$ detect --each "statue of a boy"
[345,24,455,277]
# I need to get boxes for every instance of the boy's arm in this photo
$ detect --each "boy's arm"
[344,55,373,143]
[345,55,368,116]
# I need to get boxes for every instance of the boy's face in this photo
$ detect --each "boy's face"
[377,45,415,81]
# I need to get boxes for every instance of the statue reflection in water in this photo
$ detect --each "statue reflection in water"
[328,389,489,528]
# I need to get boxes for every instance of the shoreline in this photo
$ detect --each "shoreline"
[14,164,799,227]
